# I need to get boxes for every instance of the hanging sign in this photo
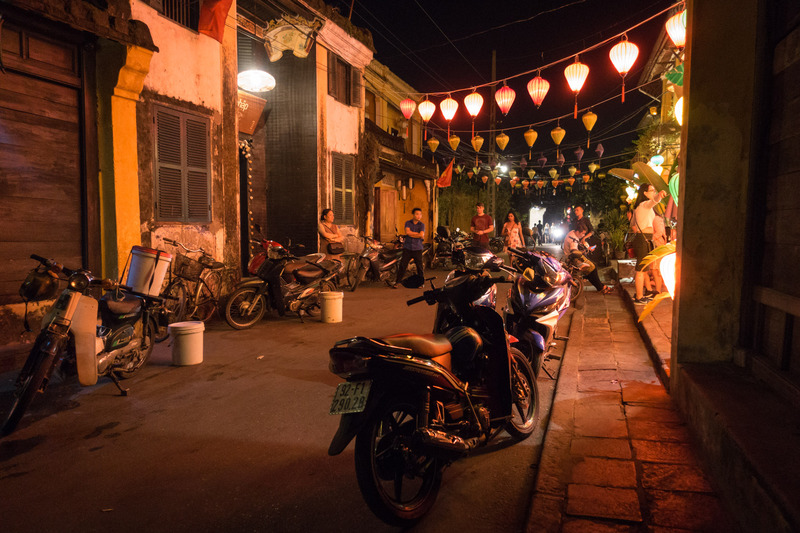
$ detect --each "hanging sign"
[237,91,267,134]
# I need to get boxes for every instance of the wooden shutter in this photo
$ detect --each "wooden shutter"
[327,50,337,100]
[343,156,354,224]
[350,68,362,108]
[156,109,183,221]
[333,154,344,221]
[185,117,210,221]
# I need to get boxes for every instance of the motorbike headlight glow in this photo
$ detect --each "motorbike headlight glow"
[464,251,492,270]
[68,272,90,292]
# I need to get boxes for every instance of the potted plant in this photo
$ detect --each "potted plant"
[602,209,629,259]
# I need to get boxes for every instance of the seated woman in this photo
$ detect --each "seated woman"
[318,208,344,260]
[562,222,613,294]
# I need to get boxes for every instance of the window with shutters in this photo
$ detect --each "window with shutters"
[327,51,362,107]
[332,153,355,225]
[154,106,211,223]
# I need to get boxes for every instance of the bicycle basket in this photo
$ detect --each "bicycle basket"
[174,254,205,281]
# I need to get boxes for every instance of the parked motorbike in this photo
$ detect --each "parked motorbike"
[327,271,538,526]
[559,240,595,300]
[2,255,162,436]
[349,235,431,291]
[224,240,341,329]
[488,235,505,254]
[430,226,468,270]
[505,247,573,376]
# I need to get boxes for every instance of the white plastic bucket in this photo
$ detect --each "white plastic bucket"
[320,291,344,323]
[126,246,172,296]
[168,321,205,365]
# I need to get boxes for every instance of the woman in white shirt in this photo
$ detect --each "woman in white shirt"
[630,184,667,303]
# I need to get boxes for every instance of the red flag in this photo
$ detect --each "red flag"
[198,0,235,43]
[437,159,454,188]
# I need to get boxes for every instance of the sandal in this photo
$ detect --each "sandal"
[601,286,614,294]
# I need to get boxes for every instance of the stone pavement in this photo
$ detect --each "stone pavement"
[525,288,733,532]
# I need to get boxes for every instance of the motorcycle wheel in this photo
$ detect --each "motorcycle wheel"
[570,275,584,302]
[489,240,504,254]
[345,256,361,290]
[224,287,267,330]
[354,398,443,527]
[304,281,335,318]
[163,281,188,326]
[350,263,368,292]
[505,348,540,440]
[117,318,155,379]
[1,341,57,436]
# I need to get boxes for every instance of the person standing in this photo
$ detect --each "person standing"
[630,184,668,303]
[502,211,523,251]
[470,202,494,249]
[392,207,425,288]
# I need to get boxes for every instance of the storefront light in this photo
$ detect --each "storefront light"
[238,70,276,93]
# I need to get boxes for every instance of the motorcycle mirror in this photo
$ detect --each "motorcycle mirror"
[401,274,424,289]
[486,256,504,272]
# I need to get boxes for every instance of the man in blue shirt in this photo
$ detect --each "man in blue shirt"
[391,207,425,288]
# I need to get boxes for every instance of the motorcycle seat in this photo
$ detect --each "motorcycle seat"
[100,292,142,315]
[293,260,337,284]
[381,334,452,358]
[283,254,323,282]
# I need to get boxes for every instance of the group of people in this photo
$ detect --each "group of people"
[562,206,614,295]
[629,183,669,304]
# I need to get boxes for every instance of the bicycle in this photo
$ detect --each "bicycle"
[161,238,225,324]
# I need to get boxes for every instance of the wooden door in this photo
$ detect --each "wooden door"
[378,189,397,242]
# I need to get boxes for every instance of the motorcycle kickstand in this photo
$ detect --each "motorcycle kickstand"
[108,373,129,396]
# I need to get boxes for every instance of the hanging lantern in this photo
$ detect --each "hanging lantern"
[456,164,463,174]
[523,128,538,158]
[582,173,590,183]
[395,179,402,191]
[495,176,502,185]
[557,153,565,168]
[427,137,439,153]
[464,90,484,137]
[471,135,484,152]
[510,177,518,186]
[408,178,414,190]
[473,166,480,175]
[419,98,435,140]
[552,179,562,188]
[509,169,517,179]
[467,170,474,179]
[482,174,489,184]
[609,36,639,102]
[666,10,687,49]
[551,125,565,158]
[582,111,597,148]
[564,56,589,118]
[537,179,545,188]
[595,143,604,159]
[491,169,499,178]
[400,98,416,119]
[568,165,577,177]
[495,132,509,151]
[522,179,529,189]
[538,154,547,168]
[588,162,598,174]
[567,177,576,186]
[448,134,460,151]
[527,72,550,108]
[520,157,528,171]
[574,147,584,162]
[440,95,458,137]
[674,96,684,126]
[495,83,516,115]
[527,169,535,179]
[548,168,558,179]
[650,154,665,167]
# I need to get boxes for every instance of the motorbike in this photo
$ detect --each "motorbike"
[488,235,505,254]
[327,269,538,526]
[559,240,596,300]
[505,247,573,377]
[430,226,468,270]
[2,255,163,436]
[349,235,431,291]
[224,240,341,329]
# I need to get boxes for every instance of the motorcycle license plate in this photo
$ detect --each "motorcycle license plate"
[329,380,372,415]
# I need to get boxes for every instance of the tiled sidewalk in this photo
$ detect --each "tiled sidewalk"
[526,290,732,532]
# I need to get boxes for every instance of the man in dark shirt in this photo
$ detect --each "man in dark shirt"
[572,205,594,240]
[392,207,425,288]
[470,202,494,249]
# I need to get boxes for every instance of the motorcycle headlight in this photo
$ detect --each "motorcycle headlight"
[464,250,492,270]
[68,272,90,292]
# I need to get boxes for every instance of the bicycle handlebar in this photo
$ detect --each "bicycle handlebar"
[162,238,207,256]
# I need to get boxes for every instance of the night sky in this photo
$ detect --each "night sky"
[329,0,678,170]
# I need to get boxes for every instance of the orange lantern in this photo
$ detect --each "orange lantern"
[523,128,537,158]
[440,95,458,137]
[552,179,562,188]
[527,72,550,108]
[448,134,460,151]
[495,132,509,151]
[400,98,416,119]
[482,174,489,184]
[471,135,484,153]
[582,173,590,183]
[609,37,639,102]
[567,177,575,186]
[666,10,686,49]
[427,137,439,153]
[495,83,516,116]
[537,179,545,188]
[464,90,483,137]
[467,170,474,179]
[522,179,529,188]
[582,111,597,148]
[550,125,565,157]
[495,176,502,185]
[564,56,589,118]
[418,98,435,140]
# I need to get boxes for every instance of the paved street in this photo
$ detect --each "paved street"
[0,272,569,533]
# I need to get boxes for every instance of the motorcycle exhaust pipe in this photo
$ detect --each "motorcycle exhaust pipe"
[412,427,481,456]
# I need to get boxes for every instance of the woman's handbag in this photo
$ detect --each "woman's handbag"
[327,242,344,255]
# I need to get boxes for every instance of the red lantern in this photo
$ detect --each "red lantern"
[564,56,589,118]
[609,37,639,102]
[527,73,550,108]
[400,98,416,120]
[495,83,516,116]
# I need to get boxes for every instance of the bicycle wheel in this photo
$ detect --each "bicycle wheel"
[191,270,221,322]
[163,281,188,325]
[345,254,361,288]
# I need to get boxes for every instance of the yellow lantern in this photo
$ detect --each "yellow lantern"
[568,166,577,177]
[427,137,439,153]
[491,169,499,178]
[527,169,535,179]
[473,166,480,175]
[471,135,484,153]
[581,111,597,148]
[495,132,509,151]
[524,128,538,148]
[509,169,517,179]
[551,125,565,157]
[448,134,460,151]
[588,162,598,174]
[548,168,558,179]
